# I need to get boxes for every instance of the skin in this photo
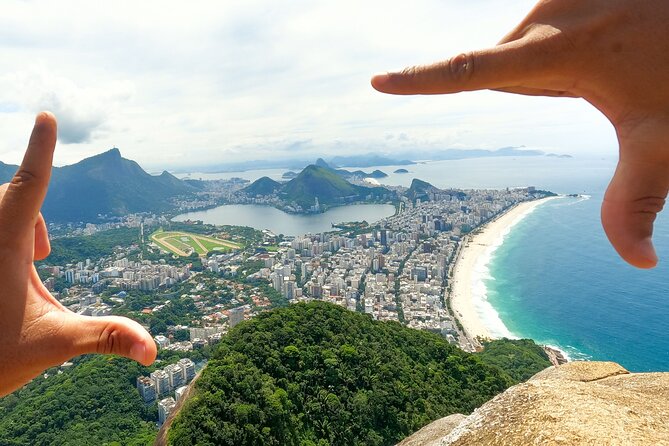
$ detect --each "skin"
[0,112,156,398]
[372,0,669,269]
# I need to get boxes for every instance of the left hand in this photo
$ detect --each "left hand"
[0,112,157,398]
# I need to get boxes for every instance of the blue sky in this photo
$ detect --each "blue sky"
[0,0,617,169]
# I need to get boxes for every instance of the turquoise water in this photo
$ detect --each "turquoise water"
[486,194,669,372]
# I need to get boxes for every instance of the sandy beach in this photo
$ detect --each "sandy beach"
[449,197,559,345]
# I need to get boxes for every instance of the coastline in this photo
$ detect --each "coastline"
[449,197,560,347]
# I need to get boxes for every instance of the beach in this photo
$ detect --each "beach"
[449,197,559,346]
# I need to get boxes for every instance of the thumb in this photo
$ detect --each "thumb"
[63,314,157,366]
[0,112,57,243]
[601,159,669,269]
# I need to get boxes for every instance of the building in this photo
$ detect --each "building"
[178,358,196,382]
[229,306,245,328]
[151,370,171,396]
[164,364,185,389]
[154,335,170,349]
[158,397,177,425]
[136,376,156,402]
[175,386,188,402]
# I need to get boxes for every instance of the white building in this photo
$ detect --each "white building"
[158,397,177,425]
[151,370,171,396]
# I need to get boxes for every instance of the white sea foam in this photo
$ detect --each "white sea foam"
[470,199,559,340]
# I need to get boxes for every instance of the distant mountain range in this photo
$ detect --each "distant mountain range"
[313,158,388,179]
[172,147,568,173]
[0,148,196,222]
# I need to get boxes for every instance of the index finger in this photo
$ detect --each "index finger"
[371,40,553,95]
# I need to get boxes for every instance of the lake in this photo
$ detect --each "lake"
[172,204,396,236]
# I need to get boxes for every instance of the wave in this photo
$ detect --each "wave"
[470,203,546,339]
[469,197,588,362]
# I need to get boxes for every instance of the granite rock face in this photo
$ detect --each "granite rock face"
[398,361,669,446]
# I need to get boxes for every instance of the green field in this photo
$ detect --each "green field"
[151,230,242,257]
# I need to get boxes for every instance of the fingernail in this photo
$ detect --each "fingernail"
[371,73,392,89]
[129,342,146,364]
[638,238,658,268]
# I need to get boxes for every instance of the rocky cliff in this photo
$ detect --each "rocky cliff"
[397,361,669,446]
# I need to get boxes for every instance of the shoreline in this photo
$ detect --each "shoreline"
[449,197,560,348]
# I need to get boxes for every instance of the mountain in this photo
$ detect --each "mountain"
[280,165,389,209]
[242,176,282,195]
[329,154,415,168]
[312,159,388,180]
[405,178,440,202]
[281,165,362,208]
[163,302,551,445]
[0,148,196,222]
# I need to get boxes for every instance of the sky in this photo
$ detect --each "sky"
[0,0,618,170]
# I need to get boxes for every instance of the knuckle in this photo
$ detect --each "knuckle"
[11,169,40,187]
[448,53,475,83]
[633,196,666,216]
[97,322,121,355]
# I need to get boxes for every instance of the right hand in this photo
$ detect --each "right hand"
[372,0,669,269]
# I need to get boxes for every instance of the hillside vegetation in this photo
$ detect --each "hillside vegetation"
[0,148,196,222]
[167,302,550,446]
[0,356,157,446]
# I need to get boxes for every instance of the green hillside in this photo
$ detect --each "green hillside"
[0,148,196,222]
[0,356,157,446]
[242,176,282,196]
[280,165,389,209]
[405,178,439,203]
[44,149,196,222]
[167,302,550,446]
[281,165,359,207]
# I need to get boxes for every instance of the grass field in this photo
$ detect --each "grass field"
[151,230,242,257]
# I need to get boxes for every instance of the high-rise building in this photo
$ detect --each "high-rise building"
[175,386,188,402]
[158,397,177,425]
[151,370,171,396]
[154,335,170,349]
[65,269,76,284]
[178,358,196,382]
[164,364,185,389]
[136,376,156,402]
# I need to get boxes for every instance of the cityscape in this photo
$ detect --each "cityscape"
[33,184,549,427]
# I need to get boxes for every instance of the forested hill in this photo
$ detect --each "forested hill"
[0,148,196,222]
[166,302,551,446]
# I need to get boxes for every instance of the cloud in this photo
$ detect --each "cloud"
[0,67,133,145]
[0,0,618,169]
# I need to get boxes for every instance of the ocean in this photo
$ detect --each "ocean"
[180,155,669,372]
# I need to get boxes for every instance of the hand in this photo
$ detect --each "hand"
[0,112,156,398]
[372,0,669,269]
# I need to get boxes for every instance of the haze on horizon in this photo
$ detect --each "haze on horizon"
[0,0,616,171]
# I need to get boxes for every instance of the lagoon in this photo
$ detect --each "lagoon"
[172,204,396,236]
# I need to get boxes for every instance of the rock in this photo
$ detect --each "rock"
[396,414,466,446]
[398,361,669,446]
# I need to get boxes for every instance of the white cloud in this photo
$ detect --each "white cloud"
[0,0,618,169]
